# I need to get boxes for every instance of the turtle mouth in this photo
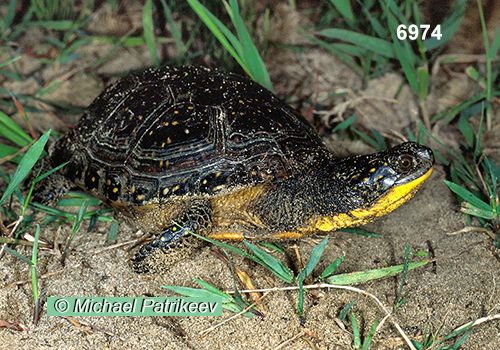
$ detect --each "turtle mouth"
[362,144,434,193]
[388,167,433,204]
[349,166,433,225]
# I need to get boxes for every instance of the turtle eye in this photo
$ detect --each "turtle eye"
[397,154,414,172]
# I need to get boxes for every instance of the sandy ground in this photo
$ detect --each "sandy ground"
[1,3,500,349]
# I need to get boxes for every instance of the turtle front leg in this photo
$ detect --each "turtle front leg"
[30,160,74,205]
[132,199,213,273]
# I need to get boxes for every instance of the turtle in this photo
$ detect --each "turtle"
[34,65,434,273]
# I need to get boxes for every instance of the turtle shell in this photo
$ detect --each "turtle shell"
[51,66,328,207]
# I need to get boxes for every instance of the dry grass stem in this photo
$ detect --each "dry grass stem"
[4,264,80,289]
[226,283,416,350]
[274,327,320,350]
[199,291,271,338]
[453,313,500,333]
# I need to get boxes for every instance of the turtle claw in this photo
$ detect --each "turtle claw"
[132,200,212,273]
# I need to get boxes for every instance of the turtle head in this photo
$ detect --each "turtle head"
[347,142,434,201]
[313,142,434,232]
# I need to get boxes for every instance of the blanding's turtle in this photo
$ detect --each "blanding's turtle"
[34,66,434,272]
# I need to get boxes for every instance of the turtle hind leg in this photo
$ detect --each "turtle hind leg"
[132,199,213,273]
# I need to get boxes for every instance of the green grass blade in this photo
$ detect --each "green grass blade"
[25,20,74,30]
[0,131,50,206]
[162,284,225,299]
[298,236,328,282]
[244,241,294,283]
[484,157,500,193]
[351,310,361,348]
[0,110,33,147]
[317,29,395,59]
[411,340,424,350]
[457,115,476,147]
[3,246,33,265]
[30,224,40,301]
[180,227,267,266]
[224,249,257,315]
[258,242,285,253]
[225,0,273,90]
[159,0,185,55]
[306,33,363,75]
[424,0,466,50]
[360,2,387,38]
[391,34,418,93]
[351,128,381,150]
[326,260,428,285]
[339,301,355,321]
[381,0,409,25]
[444,181,493,212]
[143,0,160,68]
[0,0,19,39]
[187,0,244,68]
[321,254,345,279]
[417,65,429,100]
[329,0,354,27]
[108,221,118,243]
[0,144,22,160]
[332,115,357,134]
[394,244,410,311]
[489,24,500,58]
[441,321,474,344]
[297,278,304,316]
[193,277,232,298]
[162,281,254,316]
[461,203,496,220]
[448,329,474,350]
[361,317,379,350]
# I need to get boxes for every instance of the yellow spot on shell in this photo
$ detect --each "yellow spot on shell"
[172,121,178,126]
[131,186,135,193]
[137,194,144,200]
[167,137,172,144]
[173,185,180,192]
[161,142,166,147]
[107,180,111,185]
[174,110,179,114]
[163,188,169,195]
[91,176,96,182]
[212,185,225,192]
[113,187,119,193]
[149,130,153,135]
